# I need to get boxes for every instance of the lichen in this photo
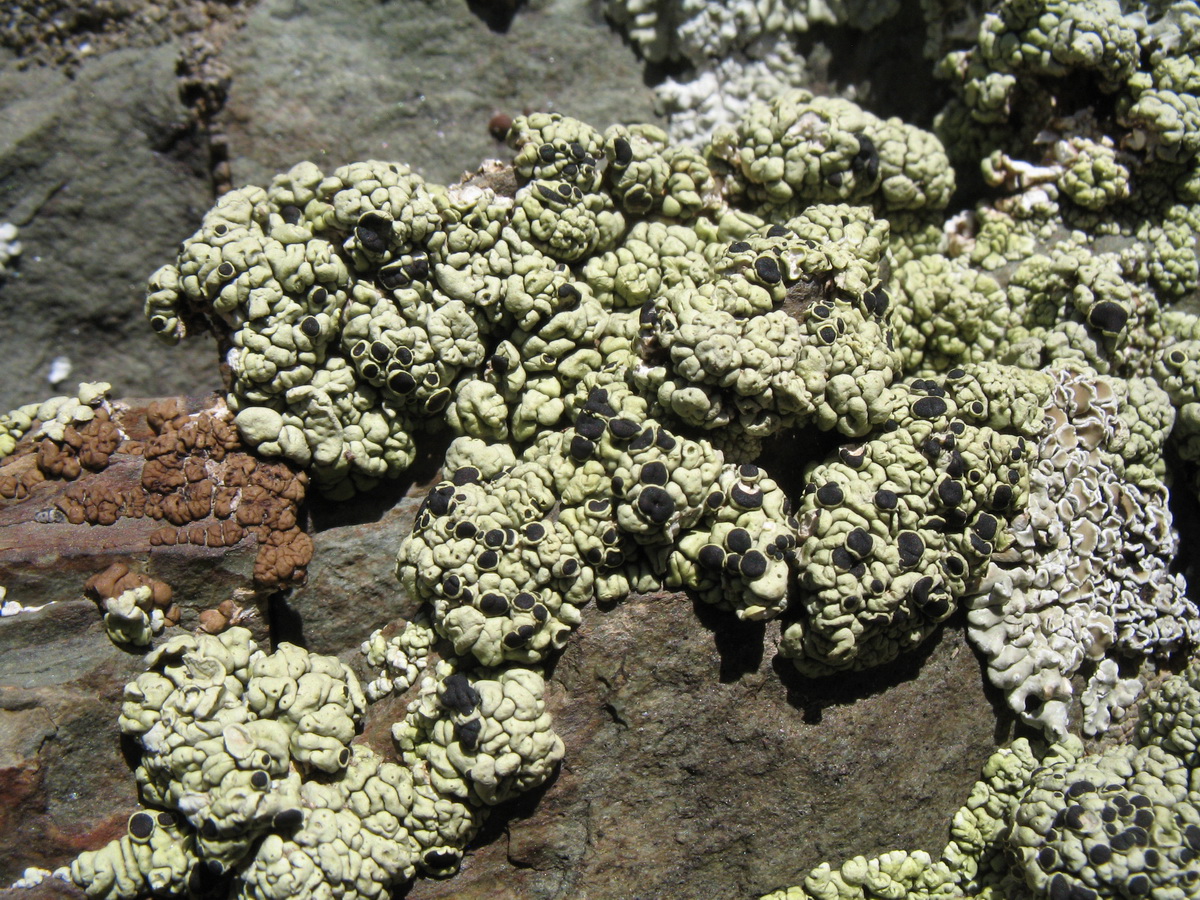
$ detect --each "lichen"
[33,2,1200,896]
[58,627,563,899]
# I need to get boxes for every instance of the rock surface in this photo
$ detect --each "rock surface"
[405,598,1002,900]
[222,0,660,190]
[0,43,219,410]
[0,600,145,885]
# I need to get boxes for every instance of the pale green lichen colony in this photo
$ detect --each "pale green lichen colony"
[10,0,1200,897]
[65,626,562,898]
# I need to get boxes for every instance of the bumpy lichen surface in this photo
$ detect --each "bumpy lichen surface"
[141,96,953,511]
[85,563,176,648]
[48,0,1200,896]
[398,375,801,669]
[783,362,1048,676]
[0,221,19,280]
[0,381,111,463]
[59,627,563,900]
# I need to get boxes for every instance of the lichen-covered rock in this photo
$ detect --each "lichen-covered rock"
[601,124,714,219]
[935,0,1140,161]
[143,141,610,498]
[137,87,963,503]
[61,628,331,892]
[898,228,1178,383]
[667,461,799,620]
[604,0,835,67]
[1121,4,1200,168]
[97,587,163,647]
[1140,662,1200,768]
[762,666,1200,900]
[889,254,1016,375]
[362,613,437,702]
[1,395,312,592]
[1009,740,1200,900]
[117,628,353,866]
[935,0,1200,245]
[1155,316,1200,495]
[84,564,175,648]
[762,735,1049,899]
[399,368,812,668]
[397,455,589,667]
[762,850,960,900]
[1000,240,1157,371]
[80,56,1200,900]
[582,218,713,310]
[61,616,566,900]
[142,157,543,497]
[0,382,113,466]
[604,0,907,146]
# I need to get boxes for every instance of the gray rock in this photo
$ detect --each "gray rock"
[222,0,661,189]
[0,45,219,412]
[281,441,449,657]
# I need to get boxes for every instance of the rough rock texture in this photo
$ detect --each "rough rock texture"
[0,44,219,409]
[0,600,145,882]
[405,596,1001,900]
[0,0,253,67]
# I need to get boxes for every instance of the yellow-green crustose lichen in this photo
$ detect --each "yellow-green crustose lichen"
[60,627,563,900]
